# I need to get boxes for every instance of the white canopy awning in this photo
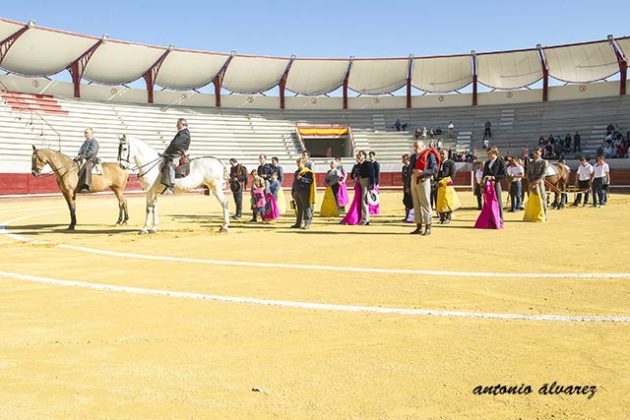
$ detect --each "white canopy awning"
[616,38,630,65]
[0,19,22,41]
[156,50,229,90]
[412,56,472,93]
[347,59,408,95]
[477,50,542,89]
[2,27,96,76]
[285,59,348,95]
[544,41,619,83]
[222,56,289,94]
[83,41,165,85]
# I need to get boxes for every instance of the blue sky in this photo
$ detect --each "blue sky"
[3,0,630,58]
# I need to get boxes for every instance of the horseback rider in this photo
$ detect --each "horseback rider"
[160,118,190,194]
[74,128,100,193]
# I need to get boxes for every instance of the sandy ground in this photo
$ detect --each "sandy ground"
[0,189,628,419]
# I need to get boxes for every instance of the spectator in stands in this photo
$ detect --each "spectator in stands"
[482,138,489,150]
[74,128,100,193]
[436,139,443,151]
[572,157,593,206]
[606,123,614,136]
[482,146,507,221]
[257,154,274,192]
[538,135,546,146]
[564,133,572,153]
[573,131,582,152]
[506,157,524,212]
[394,119,402,131]
[401,153,412,222]
[159,118,190,194]
[229,158,248,220]
[544,142,553,159]
[554,141,564,159]
[271,157,284,183]
[484,120,492,140]
[301,150,313,170]
[291,158,316,229]
[415,127,422,139]
[592,155,610,207]
[603,143,614,159]
[447,121,455,139]
[402,121,408,131]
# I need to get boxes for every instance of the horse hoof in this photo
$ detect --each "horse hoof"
[68,226,75,231]
[139,229,149,235]
[218,226,228,233]
[148,228,158,234]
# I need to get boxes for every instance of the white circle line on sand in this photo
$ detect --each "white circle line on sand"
[1,214,630,279]
[0,270,628,323]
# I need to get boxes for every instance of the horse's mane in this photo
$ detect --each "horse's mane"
[38,147,73,162]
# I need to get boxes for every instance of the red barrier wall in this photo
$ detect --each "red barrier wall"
[2,170,629,195]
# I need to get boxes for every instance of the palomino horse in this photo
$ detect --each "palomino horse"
[31,146,129,230]
[117,134,230,234]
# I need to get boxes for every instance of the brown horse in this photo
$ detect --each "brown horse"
[522,162,570,209]
[31,146,129,230]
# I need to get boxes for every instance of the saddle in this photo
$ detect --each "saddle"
[91,162,103,176]
[175,155,190,178]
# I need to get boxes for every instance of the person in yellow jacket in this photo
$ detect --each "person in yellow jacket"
[291,158,316,229]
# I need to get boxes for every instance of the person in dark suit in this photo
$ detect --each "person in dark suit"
[482,146,507,220]
[229,158,248,219]
[160,118,190,193]
[74,128,100,193]
[257,154,274,192]
[271,156,284,183]
[357,150,376,225]
[435,149,456,223]
[401,153,412,222]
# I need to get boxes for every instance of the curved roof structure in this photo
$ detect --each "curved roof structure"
[0,17,628,106]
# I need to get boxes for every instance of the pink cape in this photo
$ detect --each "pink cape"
[253,187,266,210]
[474,181,504,229]
[337,182,350,207]
[368,184,380,215]
[340,182,362,225]
[263,192,280,220]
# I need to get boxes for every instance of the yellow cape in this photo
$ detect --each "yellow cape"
[299,167,317,205]
[523,190,546,222]
[436,177,461,213]
[320,186,340,217]
[276,187,287,214]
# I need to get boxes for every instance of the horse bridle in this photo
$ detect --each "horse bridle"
[117,136,162,179]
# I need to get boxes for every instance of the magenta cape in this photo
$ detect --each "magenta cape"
[340,182,362,225]
[474,181,504,229]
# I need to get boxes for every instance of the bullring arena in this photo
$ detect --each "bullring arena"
[1,15,630,419]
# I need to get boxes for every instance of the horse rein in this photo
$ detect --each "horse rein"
[117,141,162,179]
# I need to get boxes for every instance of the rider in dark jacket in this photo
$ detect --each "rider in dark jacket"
[160,118,190,193]
[75,128,100,193]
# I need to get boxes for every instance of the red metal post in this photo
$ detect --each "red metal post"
[406,54,414,108]
[342,57,353,110]
[537,44,549,102]
[213,53,235,108]
[471,51,478,106]
[143,46,173,104]
[610,37,627,96]
[279,56,295,109]
[0,22,31,67]
[66,38,103,98]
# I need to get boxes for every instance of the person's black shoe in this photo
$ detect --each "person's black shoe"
[410,224,422,234]
[290,224,301,229]
[421,224,432,236]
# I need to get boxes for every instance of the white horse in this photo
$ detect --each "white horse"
[117,134,230,234]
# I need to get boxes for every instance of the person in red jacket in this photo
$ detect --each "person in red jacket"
[406,140,439,236]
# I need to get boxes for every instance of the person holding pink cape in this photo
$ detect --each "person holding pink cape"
[335,157,349,212]
[263,173,281,223]
[340,155,363,225]
[474,178,504,229]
